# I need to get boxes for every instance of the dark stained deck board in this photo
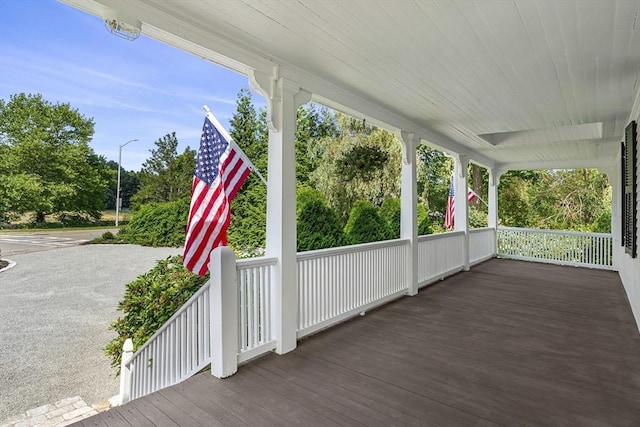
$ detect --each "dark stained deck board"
[78,259,640,426]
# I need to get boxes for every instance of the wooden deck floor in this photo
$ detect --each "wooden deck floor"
[77,259,640,426]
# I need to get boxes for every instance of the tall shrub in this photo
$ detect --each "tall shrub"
[297,187,344,251]
[344,200,391,245]
[379,198,401,238]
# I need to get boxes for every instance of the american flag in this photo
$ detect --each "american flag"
[183,115,252,275]
[444,172,478,230]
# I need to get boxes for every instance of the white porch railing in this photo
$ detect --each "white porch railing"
[497,227,613,270]
[469,227,496,266]
[418,231,465,287]
[120,255,277,402]
[297,239,409,338]
[237,257,277,363]
[124,280,212,401]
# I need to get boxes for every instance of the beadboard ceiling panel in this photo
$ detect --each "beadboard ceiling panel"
[61,0,640,170]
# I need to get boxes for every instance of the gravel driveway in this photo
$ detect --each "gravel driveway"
[0,244,181,420]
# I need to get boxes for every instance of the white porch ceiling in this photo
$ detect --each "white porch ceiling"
[61,0,640,171]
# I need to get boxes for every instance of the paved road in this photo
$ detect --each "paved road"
[0,244,182,420]
[0,229,117,257]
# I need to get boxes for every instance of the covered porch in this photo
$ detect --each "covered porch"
[58,0,640,424]
[77,259,640,426]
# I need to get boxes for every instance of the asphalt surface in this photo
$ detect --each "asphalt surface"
[0,229,118,257]
[0,243,181,420]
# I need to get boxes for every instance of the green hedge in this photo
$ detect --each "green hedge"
[118,198,189,247]
[344,200,391,244]
[297,187,344,251]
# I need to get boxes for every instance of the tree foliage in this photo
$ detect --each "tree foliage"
[310,115,402,221]
[0,93,107,222]
[131,132,195,208]
[227,89,268,256]
[104,160,140,210]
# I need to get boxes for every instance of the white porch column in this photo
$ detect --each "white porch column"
[251,70,310,354]
[600,166,621,271]
[488,168,505,256]
[399,132,418,296]
[454,155,470,271]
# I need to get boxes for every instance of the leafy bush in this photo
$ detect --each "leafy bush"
[378,198,432,237]
[418,216,433,235]
[469,205,488,229]
[379,198,401,238]
[344,200,391,245]
[297,187,344,251]
[118,198,189,247]
[104,255,208,371]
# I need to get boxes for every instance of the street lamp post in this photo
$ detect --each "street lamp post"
[116,139,138,226]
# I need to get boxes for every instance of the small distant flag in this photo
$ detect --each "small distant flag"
[445,174,455,230]
[444,172,479,230]
[183,107,263,275]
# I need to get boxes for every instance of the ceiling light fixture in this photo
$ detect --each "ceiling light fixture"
[103,8,142,41]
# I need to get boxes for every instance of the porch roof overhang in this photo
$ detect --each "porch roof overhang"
[61,0,640,171]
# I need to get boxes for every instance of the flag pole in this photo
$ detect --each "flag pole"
[203,105,268,186]
[469,189,489,207]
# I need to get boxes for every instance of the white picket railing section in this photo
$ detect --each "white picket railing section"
[497,227,613,269]
[469,227,496,265]
[237,257,277,363]
[417,231,465,287]
[297,239,409,338]
[126,280,211,401]
[122,256,277,401]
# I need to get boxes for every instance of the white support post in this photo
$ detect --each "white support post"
[118,338,133,405]
[454,156,470,271]
[488,168,505,256]
[209,246,238,378]
[600,166,620,270]
[251,69,311,355]
[400,131,418,296]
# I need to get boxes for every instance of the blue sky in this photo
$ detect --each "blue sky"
[0,0,263,171]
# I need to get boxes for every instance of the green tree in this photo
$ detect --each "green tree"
[296,104,339,185]
[310,115,402,221]
[131,132,195,208]
[104,160,140,210]
[228,89,269,255]
[416,145,451,214]
[0,93,106,223]
[529,169,611,232]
